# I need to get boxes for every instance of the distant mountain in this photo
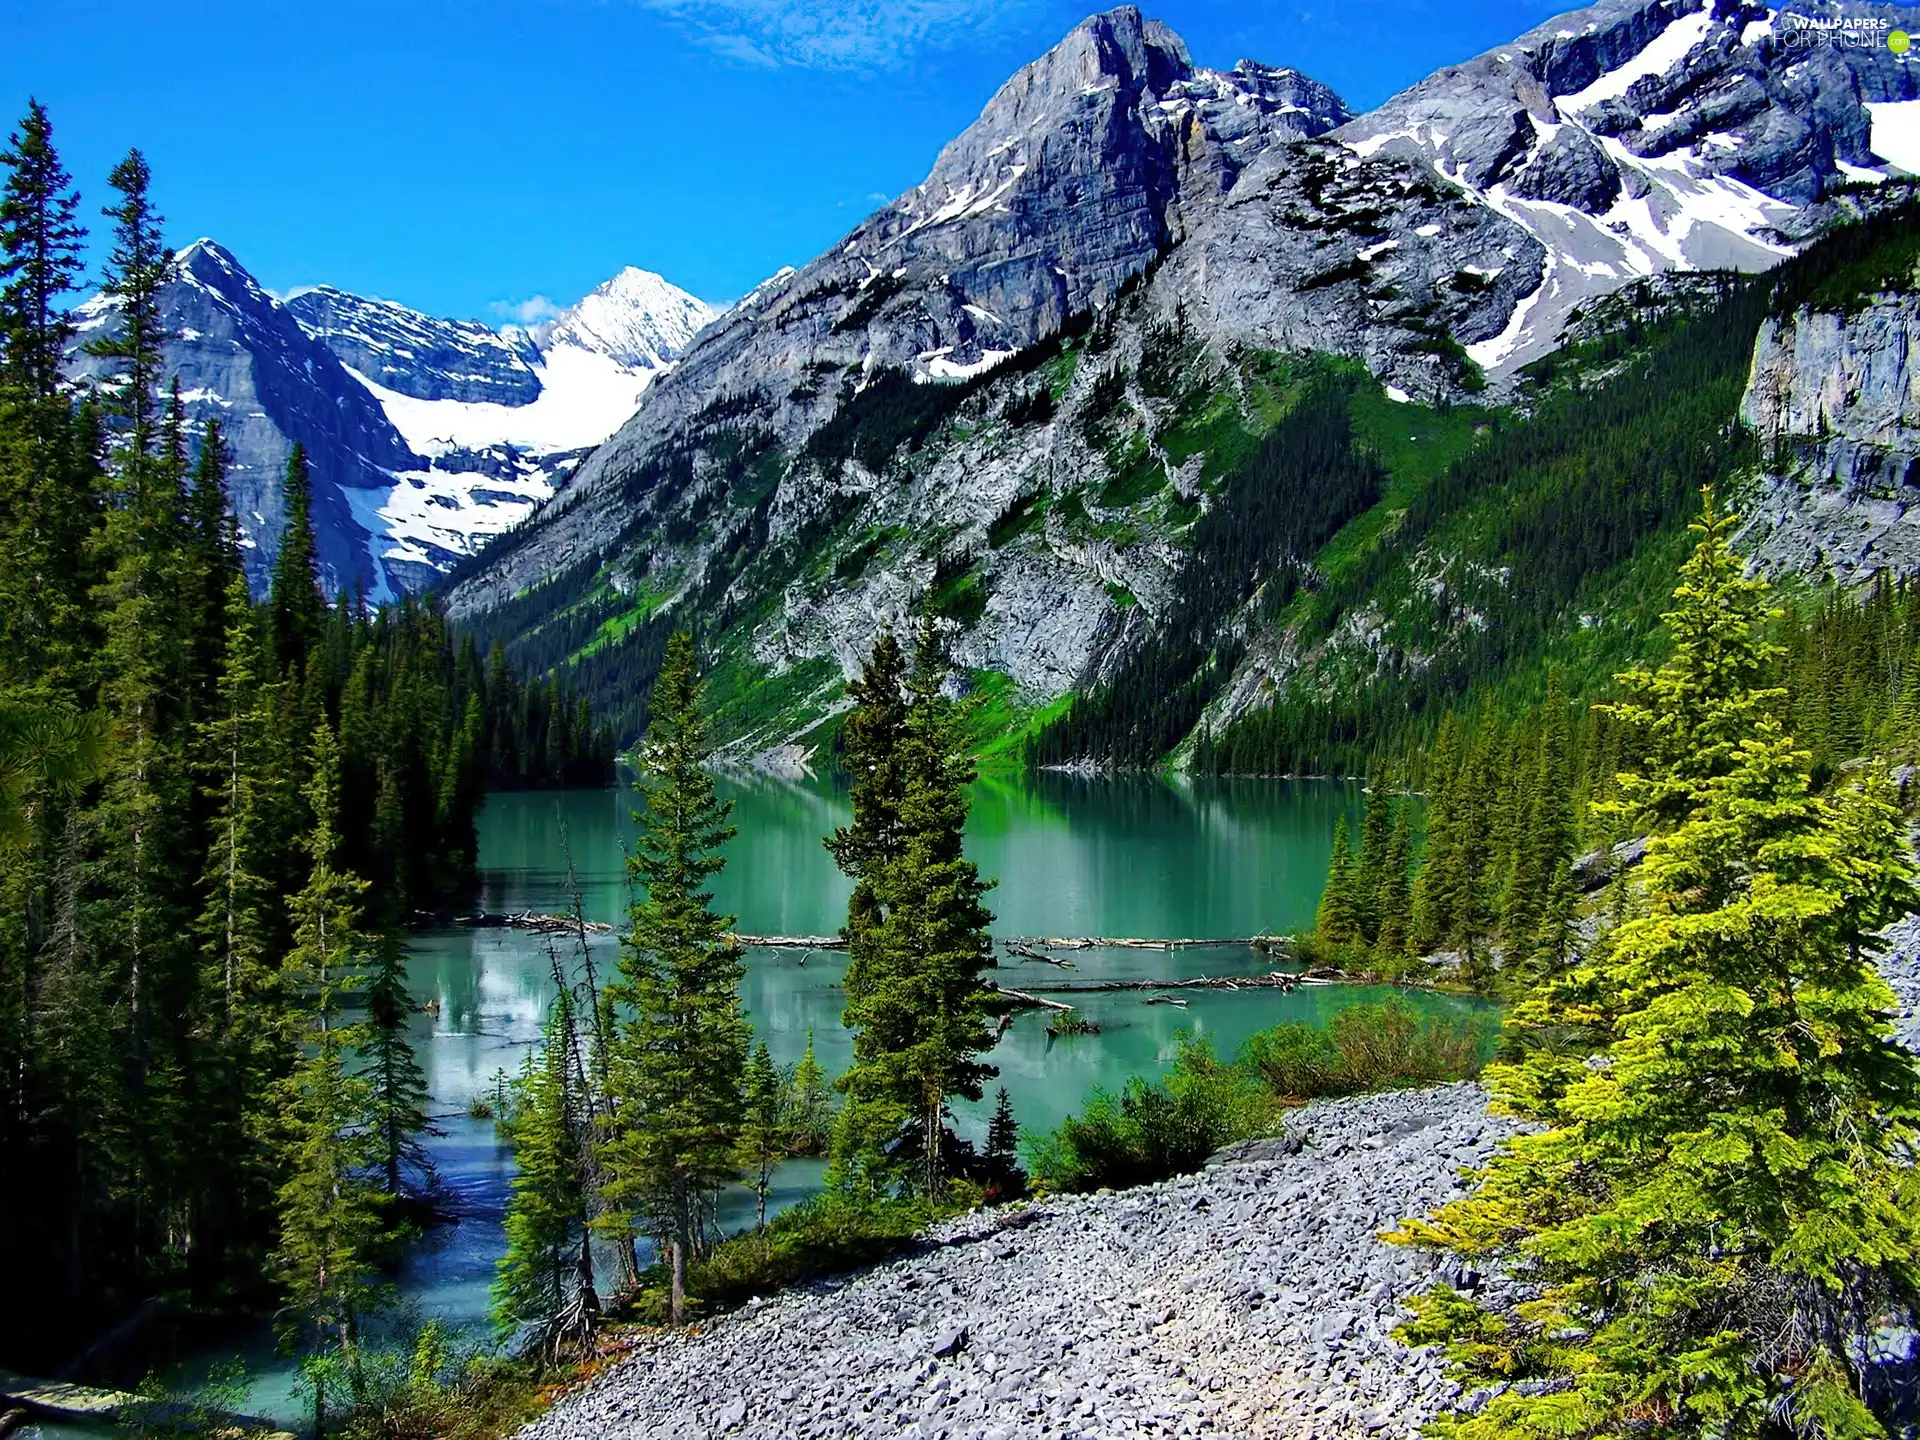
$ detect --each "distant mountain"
[434,0,1920,763]
[66,243,712,598]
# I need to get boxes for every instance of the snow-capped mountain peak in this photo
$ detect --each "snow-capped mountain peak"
[531,266,716,370]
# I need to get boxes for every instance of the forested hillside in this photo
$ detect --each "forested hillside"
[0,107,611,1366]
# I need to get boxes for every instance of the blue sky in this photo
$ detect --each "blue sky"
[4,0,1564,320]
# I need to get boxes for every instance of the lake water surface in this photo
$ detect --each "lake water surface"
[41,771,1493,1434]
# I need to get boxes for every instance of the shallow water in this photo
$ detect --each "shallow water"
[133,770,1490,1428]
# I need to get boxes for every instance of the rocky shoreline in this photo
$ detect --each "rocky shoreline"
[520,919,1920,1440]
[523,1083,1510,1439]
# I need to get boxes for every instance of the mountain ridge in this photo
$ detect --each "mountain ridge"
[65,242,712,598]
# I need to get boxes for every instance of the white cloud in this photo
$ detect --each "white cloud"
[636,0,1040,69]
[490,295,567,324]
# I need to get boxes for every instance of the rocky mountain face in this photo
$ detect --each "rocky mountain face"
[1336,0,1920,374]
[444,0,1920,758]
[66,244,712,598]
[286,287,543,405]
[1738,283,1920,582]
[69,239,415,597]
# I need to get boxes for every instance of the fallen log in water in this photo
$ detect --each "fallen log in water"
[458,911,613,935]
[1007,935,1291,953]
[1020,971,1314,996]
[985,983,1076,1013]
[730,934,848,950]
[1003,941,1075,967]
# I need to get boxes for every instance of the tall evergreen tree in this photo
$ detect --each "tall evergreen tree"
[1314,815,1362,946]
[269,445,325,677]
[738,1040,784,1235]
[602,631,748,1324]
[494,991,595,1355]
[1395,504,1920,1438]
[274,727,379,1440]
[0,98,85,401]
[835,624,998,1202]
[84,150,171,451]
[360,931,434,1199]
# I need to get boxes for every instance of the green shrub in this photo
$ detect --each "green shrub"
[634,1189,947,1319]
[1024,1034,1280,1193]
[1244,1000,1487,1099]
[1028,1004,1489,1194]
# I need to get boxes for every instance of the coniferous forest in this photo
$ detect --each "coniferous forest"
[0,106,610,1373]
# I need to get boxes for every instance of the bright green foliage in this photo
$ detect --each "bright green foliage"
[786,1028,834,1155]
[361,930,434,1197]
[602,630,749,1325]
[1394,502,1920,1440]
[274,727,381,1439]
[1314,815,1362,945]
[738,1040,784,1233]
[494,993,590,1338]
[831,624,998,1202]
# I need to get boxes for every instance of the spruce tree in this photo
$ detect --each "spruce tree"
[1354,783,1393,943]
[836,624,998,1202]
[270,444,325,676]
[85,149,171,450]
[0,99,86,401]
[738,1041,784,1234]
[1374,805,1413,963]
[602,631,748,1324]
[787,1029,833,1155]
[982,1086,1025,1199]
[361,931,434,1198]
[494,991,595,1353]
[1314,815,1362,947]
[274,726,379,1440]
[1396,500,1920,1438]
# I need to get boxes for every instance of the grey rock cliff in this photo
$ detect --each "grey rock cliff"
[288,287,543,405]
[1737,286,1920,582]
[68,239,418,598]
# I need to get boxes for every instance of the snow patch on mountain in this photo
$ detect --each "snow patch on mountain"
[1868,99,1920,175]
[348,342,665,456]
[294,267,714,588]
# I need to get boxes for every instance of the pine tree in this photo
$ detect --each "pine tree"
[494,991,595,1353]
[274,726,379,1440]
[85,150,171,451]
[787,1029,833,1156]
[1314,815,1362,946]
[270,445,325,677]
[360,931,434,1198]
[738,1041,784,1234]
[1353,783,1393,943]
[1395,500,1920,1438]
[982,1086,1025,1199]
[835,623,998,1202]
[602,631,748,1325]
[1374,805,1413,963]
[0,99,86,401]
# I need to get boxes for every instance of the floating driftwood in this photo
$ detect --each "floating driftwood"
[1005,935,1289,953]
[458,911,613,935]
[986,983,1075,1013]
[1022,971,1314,996]
[730,934,848,950]
[1003,941,1076,967]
